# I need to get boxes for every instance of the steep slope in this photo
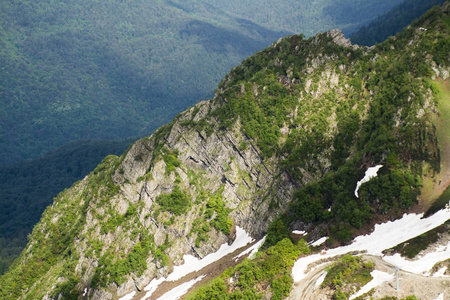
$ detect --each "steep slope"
[0,0,404,164]
[0,139,133,275]
[0,2,449,300]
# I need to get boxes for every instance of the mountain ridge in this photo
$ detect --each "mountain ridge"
[1,2,449,299]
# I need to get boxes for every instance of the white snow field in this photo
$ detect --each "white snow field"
[292,204,450,282]
[354,165,383,197]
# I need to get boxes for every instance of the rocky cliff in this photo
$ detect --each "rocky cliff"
[1,2,449,299]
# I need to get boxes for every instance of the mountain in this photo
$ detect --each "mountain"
[0,0,406,164]
[0,0,414,276]
[203,0,405,36]
[0,139,133,274]
[350,0,447,46]
[1,2,449,299]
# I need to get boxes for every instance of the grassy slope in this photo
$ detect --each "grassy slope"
[421,78,450,207]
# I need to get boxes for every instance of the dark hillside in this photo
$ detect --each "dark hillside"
[0,139,132,274]
[351,0,447,46]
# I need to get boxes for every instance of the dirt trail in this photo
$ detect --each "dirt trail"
[288,254,450,300]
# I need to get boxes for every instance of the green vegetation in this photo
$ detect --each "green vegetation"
[163,149,182,174]
[322,254,374,299]
[156,185,192,216]
[189,187,233,247]
[207,187,233,235]
[91,233,154,288]
[188,238,310,300]
[191,218,211,248]
[210,2,449,244]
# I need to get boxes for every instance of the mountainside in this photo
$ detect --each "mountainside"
[0,0,416,277]
[350,0,447,46]
[0,0,405,164]
[1,2,449,300]
[0,139,133,275]
[203,0,405,36]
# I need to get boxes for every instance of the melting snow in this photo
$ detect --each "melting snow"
[292,204,450,282]
[234,235,266,261]
[434,267,448,277]
[292,230,307,235]
[118,291,136,300]
[354,165,383,197]
[314,272,327,289]
[309,237,328,247]
[142,226,254,299]
[383,242,450,275]
[155,275,205,300]
[349,270,394,299]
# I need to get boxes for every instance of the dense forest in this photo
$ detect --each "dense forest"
[0,139,132,274]
[0,0,405,164]
[351,0,447,45]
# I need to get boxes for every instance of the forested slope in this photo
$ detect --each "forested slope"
[0,0,404,164]
[0,139,132,274]
[351,0,447,46]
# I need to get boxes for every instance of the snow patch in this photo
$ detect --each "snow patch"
[309,237,327,247]
[292,205,450,282]
[143,227,254,299]
[119,291,136,300]
[144,277,165,295]
[234,235,266,261]
[354,165,383,197]
[349,270,394,299]
[434,267,448,277]
[156,275,205,300]
[292,230,307,235]
[314,272,327,289]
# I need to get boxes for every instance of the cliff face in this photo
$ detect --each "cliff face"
[1,3,449,299]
